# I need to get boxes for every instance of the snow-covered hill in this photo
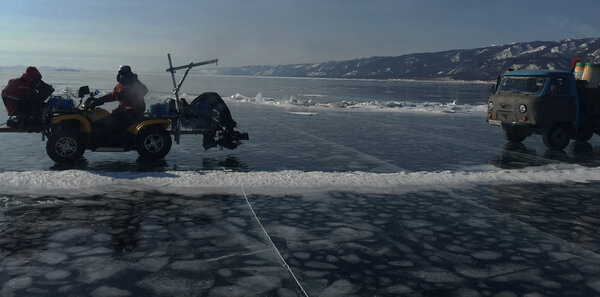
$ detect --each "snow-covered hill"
[208,38,600,81]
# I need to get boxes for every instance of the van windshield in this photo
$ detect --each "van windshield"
[497,76,547,95]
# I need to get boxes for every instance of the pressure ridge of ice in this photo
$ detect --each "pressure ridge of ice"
[1,164,599,197]
[228,93,487,114]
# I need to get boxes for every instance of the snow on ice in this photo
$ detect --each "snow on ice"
[2,164,600,197]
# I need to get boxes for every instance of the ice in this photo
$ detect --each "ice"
[277,288,300,297]
[293,252,310,260]
[44,269,71,281]
[268,225,315,241]
[389,260,414,267]
[455,263,531,279]
[48,228,94,242]
[549,252,577,261]
[320,279,356,297]
[436,250,473,264]
[217,268,232,277]
[305,261,338,270]
[26,288,49,295]
[522,293,545,297]
[304,270,329,277]
[131,257,169,272]
[3,276,32,290]
[91,233,111,242]
[76,247,112,256]
[74,256,129,284]
[170,259,210,272]
[381,284,413,295]
[137,274,214,296]
[518,247,542,254]
[35,251,68,265]
[208,286,253,297]
[234,275,282,293]
[401,219,432,229]
[588,279,600,293]
[329,227,374,242]
[409,268,465,283]
[90,286,132,297]
[471,251,503,260]
[339,254,361,264]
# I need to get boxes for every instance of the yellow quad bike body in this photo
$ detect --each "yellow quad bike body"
[44,108,172,163]
[44,90,172,163]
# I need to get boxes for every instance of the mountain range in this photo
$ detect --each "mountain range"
[203,38,600,81]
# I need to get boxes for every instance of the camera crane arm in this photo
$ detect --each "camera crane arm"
[165,53,218,144]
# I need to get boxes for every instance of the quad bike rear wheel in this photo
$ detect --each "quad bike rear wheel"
[136,127,172,160]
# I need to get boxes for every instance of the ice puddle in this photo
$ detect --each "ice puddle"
[1,163,599,197]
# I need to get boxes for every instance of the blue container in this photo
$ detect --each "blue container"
[150,103,172,117]
[47,97,74,112]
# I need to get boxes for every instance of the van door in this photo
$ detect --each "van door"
[540,77,576,127]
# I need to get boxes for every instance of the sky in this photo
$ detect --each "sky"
[1,0,599,72]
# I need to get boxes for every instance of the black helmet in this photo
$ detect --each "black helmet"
[117,65,134,83]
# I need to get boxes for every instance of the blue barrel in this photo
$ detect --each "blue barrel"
[150,103,171,117]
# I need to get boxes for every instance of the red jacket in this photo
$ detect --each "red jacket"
[102,78,148,116]
[1,67,41,116]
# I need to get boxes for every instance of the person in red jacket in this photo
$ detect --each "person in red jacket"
[1,66,53,129]
[91,65,148,134]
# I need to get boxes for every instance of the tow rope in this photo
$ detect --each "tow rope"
[240,186,310,297]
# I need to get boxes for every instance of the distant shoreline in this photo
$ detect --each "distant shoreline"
[0,66,493,84]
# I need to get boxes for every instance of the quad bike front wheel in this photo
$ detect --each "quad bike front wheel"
[136,127,172,160]
[46,130,85,163]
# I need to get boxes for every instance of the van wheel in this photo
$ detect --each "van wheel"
[502,126,527,143]
[46,130,85,163]
[136,127,172,160]
[542,124,571,150]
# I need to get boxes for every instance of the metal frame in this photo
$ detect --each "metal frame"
[166,53,218,144]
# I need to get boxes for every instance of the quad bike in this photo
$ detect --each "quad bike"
[42,86,174,163]
[2,54,249,163]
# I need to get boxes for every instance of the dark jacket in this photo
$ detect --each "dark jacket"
[102,76,148,116]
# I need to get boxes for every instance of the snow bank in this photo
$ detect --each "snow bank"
[1,164,599,197]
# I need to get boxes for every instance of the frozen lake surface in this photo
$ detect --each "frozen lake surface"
[1,71,599,296]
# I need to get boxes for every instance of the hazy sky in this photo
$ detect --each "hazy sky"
[2,0,599,72]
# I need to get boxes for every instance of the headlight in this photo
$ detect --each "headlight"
[519,104,527,113]
[488,102,494,110]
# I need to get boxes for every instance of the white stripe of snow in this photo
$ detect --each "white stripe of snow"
[1,164,599,196]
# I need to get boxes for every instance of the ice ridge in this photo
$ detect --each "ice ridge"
[1,164,599,197]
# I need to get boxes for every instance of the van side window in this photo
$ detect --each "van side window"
[548,78,571,95]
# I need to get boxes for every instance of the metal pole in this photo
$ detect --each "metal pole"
[167,54,181,144]
[167,54,179,99]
